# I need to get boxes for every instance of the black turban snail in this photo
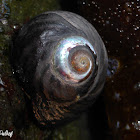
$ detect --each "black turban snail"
[11,11,108,125]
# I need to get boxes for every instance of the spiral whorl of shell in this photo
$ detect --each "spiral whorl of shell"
[53,36,96,83]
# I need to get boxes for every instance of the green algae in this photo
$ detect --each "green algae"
[9,0,60,23]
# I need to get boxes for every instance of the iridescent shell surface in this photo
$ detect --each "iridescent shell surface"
[11,11,108,125]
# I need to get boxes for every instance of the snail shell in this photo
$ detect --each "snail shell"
[11,11,108,125]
